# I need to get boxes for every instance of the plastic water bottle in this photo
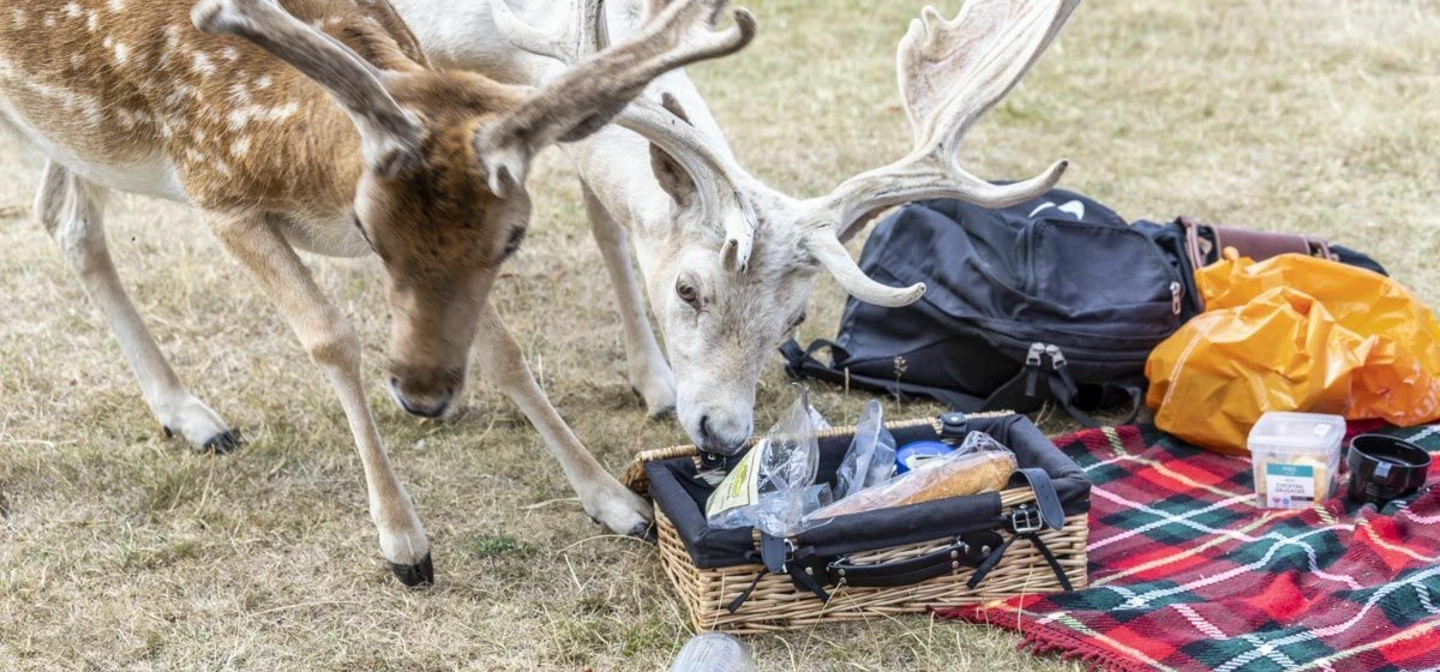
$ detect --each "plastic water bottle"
[668,633,757,672]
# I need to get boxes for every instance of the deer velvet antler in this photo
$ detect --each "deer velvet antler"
[480,0,756,197]
[800,0,1080,306]
[494,0,762,271]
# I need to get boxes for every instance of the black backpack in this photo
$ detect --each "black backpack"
[783,190,1190,426]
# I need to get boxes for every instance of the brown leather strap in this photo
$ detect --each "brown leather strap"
[1213,225,1311,261]
[1180,216,1209,269]
[1178,216,1336,268]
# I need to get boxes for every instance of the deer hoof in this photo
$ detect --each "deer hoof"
[388,553,434,588]
[590,515,657,544]
[201,431,243,455]
[585,486,655,540]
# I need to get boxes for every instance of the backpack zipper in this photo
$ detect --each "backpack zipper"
[1044,344,1068,369]
[1025,343,1076,401]
[1023,342,1045,397]
[1018,222,1041,296]
[1025,342,1045,367]
[1170,281,1183,315]
[979,330,1154,362]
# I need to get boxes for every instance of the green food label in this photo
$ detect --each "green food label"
[1265,461,1317,508]
[1266,463,1314,478]
[705,441,764,517]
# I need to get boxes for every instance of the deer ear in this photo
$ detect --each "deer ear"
[658,92,693,124]
[650,92,699,207]
[648,92,700,207]
[649,143,697,209]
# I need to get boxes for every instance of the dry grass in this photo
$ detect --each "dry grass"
[1,0,1437,669]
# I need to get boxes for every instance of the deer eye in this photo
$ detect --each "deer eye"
[351,214,374,249]
[498,225,526,263]
[676,279,700,306]
[790,311,808,329]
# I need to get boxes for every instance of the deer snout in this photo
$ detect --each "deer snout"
[685,406,754,457]
[386,364,463,419]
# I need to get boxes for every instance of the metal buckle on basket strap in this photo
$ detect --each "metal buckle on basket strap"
[1011,504,1044,534]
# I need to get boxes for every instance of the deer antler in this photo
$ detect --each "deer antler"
[479,0,754,196]
[490,0,608,64]
[494,0,761,271]
[479,0,755,196]
[800,0,1081,307]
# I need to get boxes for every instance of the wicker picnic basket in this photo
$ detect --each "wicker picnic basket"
[621,413,1090,634]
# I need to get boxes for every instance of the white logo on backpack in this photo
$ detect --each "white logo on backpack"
[1028,200,1086,220]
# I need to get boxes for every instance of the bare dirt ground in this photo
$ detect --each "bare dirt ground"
[1,0,1437,669]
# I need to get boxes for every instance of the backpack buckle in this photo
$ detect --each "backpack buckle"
[1011,504,1044,534]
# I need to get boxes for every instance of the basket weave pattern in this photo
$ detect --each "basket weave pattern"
[626,416,1090,634]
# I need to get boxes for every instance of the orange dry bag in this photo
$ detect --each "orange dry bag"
[1145,252,1440,454]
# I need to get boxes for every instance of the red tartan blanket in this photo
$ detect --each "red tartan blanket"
[940,423,1440,672]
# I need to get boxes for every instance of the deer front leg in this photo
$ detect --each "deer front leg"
[474,302,654,538]
[207,212,432,586]
[582,183,676,418]
[35,161,237,452]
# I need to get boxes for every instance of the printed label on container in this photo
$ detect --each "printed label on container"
[705,440,766,517]
[1266,462,1315,509]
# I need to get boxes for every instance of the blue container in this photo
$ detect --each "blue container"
[895,440,955,474]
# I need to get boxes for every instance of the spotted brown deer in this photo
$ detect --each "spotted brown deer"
[390,0,1079,454]
[0,0,753,585]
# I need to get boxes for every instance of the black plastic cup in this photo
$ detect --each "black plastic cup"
[1347,434,1432,506]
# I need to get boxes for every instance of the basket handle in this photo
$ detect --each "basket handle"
[822,531,1004,588]
[815,469,1071,591]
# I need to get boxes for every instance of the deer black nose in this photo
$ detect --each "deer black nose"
[389,378,454,419]
[693,412,749,456]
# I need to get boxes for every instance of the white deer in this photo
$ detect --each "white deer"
[0,0,754,585]
[388,0,1080,454]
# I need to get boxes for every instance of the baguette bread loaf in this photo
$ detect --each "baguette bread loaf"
[805,449,1017,520]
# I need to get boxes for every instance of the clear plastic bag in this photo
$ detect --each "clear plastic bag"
[833,400,897,501]
[802,432,1016,525]
[956,431,1007,459]
[669,633,757,672]
[706,389,823,537]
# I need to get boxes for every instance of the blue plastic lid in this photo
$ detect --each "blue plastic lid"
[896,440,955,474]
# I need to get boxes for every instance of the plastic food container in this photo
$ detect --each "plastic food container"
[1248,412,1345,509]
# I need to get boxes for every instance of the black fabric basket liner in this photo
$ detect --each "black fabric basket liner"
[645,414,1090,569]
